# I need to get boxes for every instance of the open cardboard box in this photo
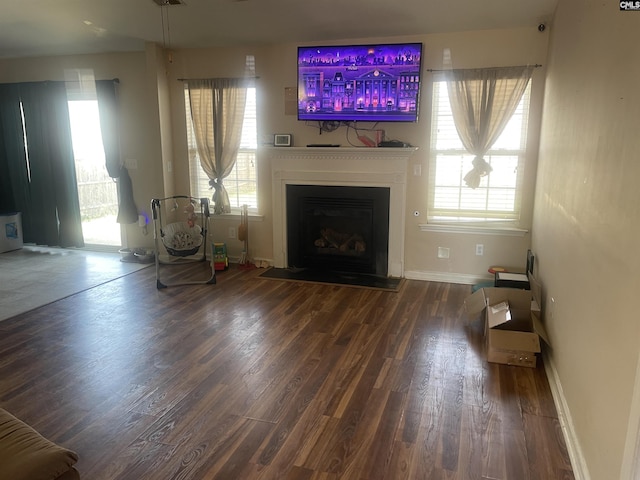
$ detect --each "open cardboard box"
[465,273,548,368]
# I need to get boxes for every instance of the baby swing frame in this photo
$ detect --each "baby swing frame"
[151,195,216,289]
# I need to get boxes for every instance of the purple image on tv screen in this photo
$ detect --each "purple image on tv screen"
[297,43,423,123]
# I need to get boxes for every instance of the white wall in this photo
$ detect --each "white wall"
[533,0,640,477]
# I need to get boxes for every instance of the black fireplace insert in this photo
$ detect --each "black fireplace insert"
[286,184,390,276]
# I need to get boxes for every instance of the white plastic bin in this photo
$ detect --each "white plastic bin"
[0,212,23,253]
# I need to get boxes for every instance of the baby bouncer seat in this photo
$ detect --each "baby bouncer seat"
[151,195,216,289]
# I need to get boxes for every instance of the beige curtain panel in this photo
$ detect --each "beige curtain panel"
[445,66,534,188]
[187,78,248,214]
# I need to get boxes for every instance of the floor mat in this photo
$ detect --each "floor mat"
[259,267,402,291]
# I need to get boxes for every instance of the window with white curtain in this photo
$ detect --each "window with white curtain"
[428,78,531,225]
[184,86,258,212]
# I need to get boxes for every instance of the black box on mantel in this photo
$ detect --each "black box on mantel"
[494,271,530,290]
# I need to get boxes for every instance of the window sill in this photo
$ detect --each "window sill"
[211,211,264,222]
[419,223,528,237]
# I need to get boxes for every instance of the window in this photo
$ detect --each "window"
[428,78,531,226]
[184,86,258,212]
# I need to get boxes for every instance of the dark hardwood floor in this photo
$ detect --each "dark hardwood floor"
[0,261,574,479]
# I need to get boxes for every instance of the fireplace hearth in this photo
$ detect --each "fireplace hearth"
[286,185,390,276]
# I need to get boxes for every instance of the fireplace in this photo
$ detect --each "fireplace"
[286,185,390,276]
[269,146,416,278]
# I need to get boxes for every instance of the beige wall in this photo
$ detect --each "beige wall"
[533,0,640,478]
[0,27,548,276]
[166,44,275,261]
[166,27,548,275]
[5,8,639,477]
[0,51,166,248]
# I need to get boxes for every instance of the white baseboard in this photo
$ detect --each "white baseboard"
[543,352,590,480]
[404,269,492,285]
[226,256,273,266]
[620,352,640,480]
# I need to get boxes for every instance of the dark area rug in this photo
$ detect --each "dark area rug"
[259,267,402,291]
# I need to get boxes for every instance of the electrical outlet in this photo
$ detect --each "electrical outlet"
[475,244,484,256]
[228,227,236,239]
[437,247,450,259]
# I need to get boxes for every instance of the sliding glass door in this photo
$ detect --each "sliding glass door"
[68,99,121,248]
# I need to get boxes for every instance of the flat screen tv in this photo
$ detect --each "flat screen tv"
[297,42,423,123]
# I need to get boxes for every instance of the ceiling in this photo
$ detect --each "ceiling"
[0,0,558,60]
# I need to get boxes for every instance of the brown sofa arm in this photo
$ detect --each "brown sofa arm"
[0,407,79,480]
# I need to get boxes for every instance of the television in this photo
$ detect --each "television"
[297,42,423,123]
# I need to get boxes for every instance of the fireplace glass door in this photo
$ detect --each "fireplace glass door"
[286,185,390,276]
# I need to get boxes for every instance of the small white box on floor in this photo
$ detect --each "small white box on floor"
[1,212,23,253]
[495,271,530,289]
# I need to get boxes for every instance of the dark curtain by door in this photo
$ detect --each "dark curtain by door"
[0,84,29,216]
[96,79,137,224]
[0,81,84,247]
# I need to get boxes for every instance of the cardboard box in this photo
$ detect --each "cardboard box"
[465,283,548,368]
[0,213,23,253]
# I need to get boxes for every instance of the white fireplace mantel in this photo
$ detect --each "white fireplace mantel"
[269,147,418,278]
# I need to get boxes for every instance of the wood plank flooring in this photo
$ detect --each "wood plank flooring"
[0,262,574,479]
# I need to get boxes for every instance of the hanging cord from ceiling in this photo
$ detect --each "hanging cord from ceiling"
[159,4,173,63]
